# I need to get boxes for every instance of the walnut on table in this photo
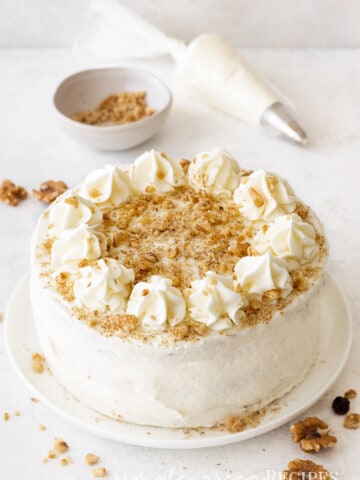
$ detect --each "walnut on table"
[290,417,337,453]
[282,459,330,480]
[343,413,360,429]
[0,179,28,206]
[33,180,68,203]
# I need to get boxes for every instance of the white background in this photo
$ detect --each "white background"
[0,0,360,48]
[0,1,360,479]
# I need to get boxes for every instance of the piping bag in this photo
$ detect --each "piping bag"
[74,0,307,146]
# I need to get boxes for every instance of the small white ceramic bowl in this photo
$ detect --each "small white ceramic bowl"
[53,67,172,151]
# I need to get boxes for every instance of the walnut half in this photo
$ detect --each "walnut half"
[0,179,27,206]
[290,417,337,453]
[33,180,68,203]
[282,459,330,480]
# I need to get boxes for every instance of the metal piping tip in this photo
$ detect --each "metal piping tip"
[261,102,308,146]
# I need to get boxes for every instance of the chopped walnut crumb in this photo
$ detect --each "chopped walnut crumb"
[32,352,45,374]
[344,388,357,399]
[290,417,337,453]
[39,424,46,431]
[30,397,39,403]
[54,438,69,454]
[296,202,310,220]
[179,159,191,174]
[14,410,20,416]
[60,456,72,466]
[291,271,308,291]
[0,179,27,206]
[47,450,56,459]
[86,453,100,465]
[3,412,10,421]
[41,458,48,464]
[282,459,330,480]
[225,408,266,433]
[249,187,264,207]
[92,467,107,477]
[33,180,68,204]
[343,413,360,429]
[72,91,155,126]
[0,312,3,322]
[262,289,280,303]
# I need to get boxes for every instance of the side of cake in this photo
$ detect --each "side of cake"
[30,148,327,428]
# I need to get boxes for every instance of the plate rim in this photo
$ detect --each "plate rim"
[4,272,353,449]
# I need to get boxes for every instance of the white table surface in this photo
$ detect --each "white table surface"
[0,48,359,480]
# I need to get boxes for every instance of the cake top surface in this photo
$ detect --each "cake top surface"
[33,148,327,344]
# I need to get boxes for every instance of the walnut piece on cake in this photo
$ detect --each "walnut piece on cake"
[290,417,337,453]
[33,180,68,203]
[0,179,28,206]
[282,459,330,480]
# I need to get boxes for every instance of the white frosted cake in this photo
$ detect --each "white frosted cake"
[30,148,327,428]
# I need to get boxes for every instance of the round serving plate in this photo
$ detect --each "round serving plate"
[5,273,352,449]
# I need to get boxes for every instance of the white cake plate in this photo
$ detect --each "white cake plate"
[5,273,352,449]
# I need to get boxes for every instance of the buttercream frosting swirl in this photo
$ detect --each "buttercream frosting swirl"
[234,252,293,298]
[187,271,246,330]
[73,258,134,313]
[130,149,185,193]
[234,169,296,221]
[49,194,102,237]
[80,165,131,208]
[188,147,240,195]
[254,214,319,271]
[51,225,102,268]
[126,275,186,329]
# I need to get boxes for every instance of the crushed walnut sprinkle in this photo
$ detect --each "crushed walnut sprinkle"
[86,453,100,465]
[33,180,68,204]
[225,407,267,433]
[290,417,337,453]
[0,179,27,206]
[72,91,155,126]
[282,459,330,480]
[92,467,107,477]
[344,388,357,399]
[32,352,45,374]
[54,438,69,454]
[343,413,360,429]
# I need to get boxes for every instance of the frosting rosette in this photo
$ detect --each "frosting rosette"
[51,225,102,268]
[73,258,134,313]
[80,165,131,208]
[48,194,102,237]
[234,169,296,221]
[254,214,319,271]
[188,147,240,195]
[126,275,186,329]
[130,149,185,193]
[234,252,293,298]
[187,271,246,330]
